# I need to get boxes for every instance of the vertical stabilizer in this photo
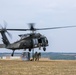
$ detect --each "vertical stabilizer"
[1,31,10,46]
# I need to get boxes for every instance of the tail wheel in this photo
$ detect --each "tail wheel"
[43,47,46,51]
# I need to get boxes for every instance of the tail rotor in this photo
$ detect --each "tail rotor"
[0,21,12,38]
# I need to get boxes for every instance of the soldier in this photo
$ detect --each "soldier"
[34,52,38,61]
[28,52,30,61]
[37,52,41,61]
[32,53,35,61]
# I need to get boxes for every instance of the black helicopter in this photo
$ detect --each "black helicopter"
[0,23,76,56]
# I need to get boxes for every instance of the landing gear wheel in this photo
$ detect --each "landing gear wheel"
[11,53,14,56]
[11,50,15,56]
[43,47,46,51]
[29,49,31,52]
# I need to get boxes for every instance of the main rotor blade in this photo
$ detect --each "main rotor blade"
[6,29,30,31]
[28,23,35,31]
[5,25,76,31]
[36,25,76,30]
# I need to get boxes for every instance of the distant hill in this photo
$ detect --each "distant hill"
[41,52,76,60]
[0,52,76,60]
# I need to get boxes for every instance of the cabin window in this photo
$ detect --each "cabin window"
[33,39,38,45]
[38,38,42,43]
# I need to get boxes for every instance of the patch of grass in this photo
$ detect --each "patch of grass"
[0,60,76,75]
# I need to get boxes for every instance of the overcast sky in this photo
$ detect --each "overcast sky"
[0,0,76,53]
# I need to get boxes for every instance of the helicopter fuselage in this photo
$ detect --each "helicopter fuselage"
[6,33,48,51]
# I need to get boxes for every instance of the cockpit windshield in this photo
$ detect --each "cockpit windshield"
[38,37,48,44]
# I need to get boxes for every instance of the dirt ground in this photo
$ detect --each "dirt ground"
[0,60,76,75]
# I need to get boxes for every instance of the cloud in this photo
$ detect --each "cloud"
[0,0,76,17]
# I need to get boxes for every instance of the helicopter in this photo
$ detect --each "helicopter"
[0,23,76,56]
